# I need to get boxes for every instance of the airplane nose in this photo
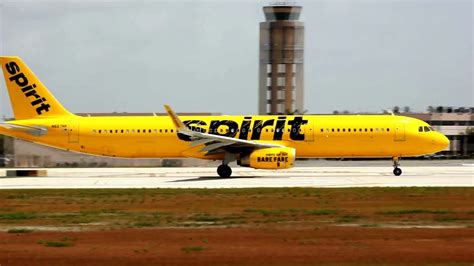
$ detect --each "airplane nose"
[434,133,450,151]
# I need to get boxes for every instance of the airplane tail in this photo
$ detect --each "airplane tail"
[0,56,73,120]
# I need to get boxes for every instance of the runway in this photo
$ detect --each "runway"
[0,163,472,189]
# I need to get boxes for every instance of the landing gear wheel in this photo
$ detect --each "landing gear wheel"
[217,164,232,178]
[393,167,402,176]
[392,157,402,176]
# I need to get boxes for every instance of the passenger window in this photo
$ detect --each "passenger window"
[165,129,168,133]
[418,126,423,132]
[364,128,367,132]
[348,129,351,132]
[138,130,140,133]
[387,128,390,132]
[370,128,373,132]
[171,129,174,133]
[320,129,323,132]
[342,128,345,132]
[98,130,101,133]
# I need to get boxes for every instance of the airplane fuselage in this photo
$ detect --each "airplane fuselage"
[1,114,447,160]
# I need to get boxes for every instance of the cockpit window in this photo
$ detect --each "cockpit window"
[423,126,430,132]
[418,126,423,132]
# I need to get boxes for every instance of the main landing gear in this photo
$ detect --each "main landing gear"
[217,153,235,178]
[392,157,402,176]
[217,164,232,178]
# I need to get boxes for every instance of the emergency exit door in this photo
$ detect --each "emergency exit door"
[394,123,406,141]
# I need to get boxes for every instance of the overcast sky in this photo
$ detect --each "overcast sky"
[0,0,472,116]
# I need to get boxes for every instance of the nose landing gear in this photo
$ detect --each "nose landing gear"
[392,157,402,176]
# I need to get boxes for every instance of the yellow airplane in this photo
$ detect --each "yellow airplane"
[0,56,449,177]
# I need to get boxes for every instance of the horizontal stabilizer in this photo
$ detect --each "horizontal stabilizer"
[0,122,48,136]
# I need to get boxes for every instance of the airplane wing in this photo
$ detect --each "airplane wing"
[164,105,283,155]
[0,122,48,136]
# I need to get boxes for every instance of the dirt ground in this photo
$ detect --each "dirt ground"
[0,187,473,265]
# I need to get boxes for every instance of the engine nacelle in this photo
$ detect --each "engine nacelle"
[238,147,295,169]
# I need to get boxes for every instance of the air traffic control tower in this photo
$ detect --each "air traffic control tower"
[258,4,304,115]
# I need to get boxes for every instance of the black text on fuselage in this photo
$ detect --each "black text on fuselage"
[178,116,309,141]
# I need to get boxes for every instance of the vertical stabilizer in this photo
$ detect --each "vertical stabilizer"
[0,56,73,119]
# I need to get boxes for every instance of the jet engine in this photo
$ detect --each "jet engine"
[238,147,295,169]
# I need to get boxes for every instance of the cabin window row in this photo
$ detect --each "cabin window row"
[92,129,174,134]
[91,127,391,134]
[320,128,390,133]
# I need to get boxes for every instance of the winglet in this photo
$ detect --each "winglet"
[164,105,187,131]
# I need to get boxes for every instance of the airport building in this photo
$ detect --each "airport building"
[258,4,305,115]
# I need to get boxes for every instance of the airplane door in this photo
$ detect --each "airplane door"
[394,123,406,141]
[68,120,80,143]
[304,123,314,142]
